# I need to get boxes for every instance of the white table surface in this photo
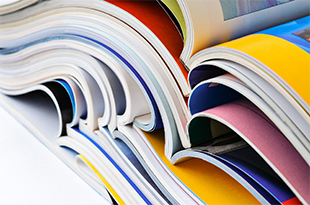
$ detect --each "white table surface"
[0,105,109,205]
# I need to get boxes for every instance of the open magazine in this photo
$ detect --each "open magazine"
[0,0,309,204]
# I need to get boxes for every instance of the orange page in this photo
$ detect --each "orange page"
[142,129,260,204]
[220,33,310,107]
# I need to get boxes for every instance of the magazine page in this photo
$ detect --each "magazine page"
[98,0,191,96]
[159,0,187,40]
[186,97,309,204]
[0,0,36,15]
[178,0,309,64]
[128,124,260,204]
[61,126,168,204]
[172,146,299,204]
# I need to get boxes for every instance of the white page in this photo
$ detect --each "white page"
[0,105,109,205]
[0,0,18,6]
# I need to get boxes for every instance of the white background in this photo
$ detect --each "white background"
[0,105,109,205]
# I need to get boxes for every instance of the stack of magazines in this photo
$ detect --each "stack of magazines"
[0,0,309,204]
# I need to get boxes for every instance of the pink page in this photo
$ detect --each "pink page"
[201,98,309,204]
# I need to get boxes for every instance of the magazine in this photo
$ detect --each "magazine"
[0,0,309,204]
